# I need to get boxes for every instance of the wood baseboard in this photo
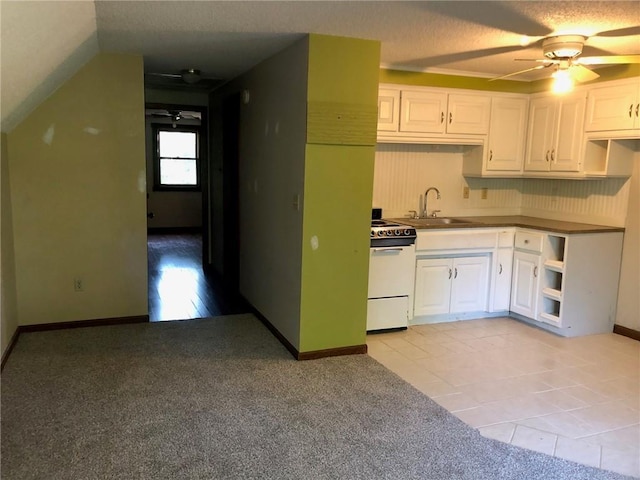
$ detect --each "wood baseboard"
[147,227,202,234]
[1,327,21,371]
[19,315,149,333]
[249,303,367,360]
[2,315,148,370]
[613,324,640,342]
[297,344,368,361]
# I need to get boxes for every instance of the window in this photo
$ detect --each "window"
[153,126,200,190]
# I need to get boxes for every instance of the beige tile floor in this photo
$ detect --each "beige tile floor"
[366,317,640,478]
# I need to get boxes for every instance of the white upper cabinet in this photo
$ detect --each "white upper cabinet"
[485,96,528,172]
[400,90,448,133]
[585,78,640,133]
[377,85,491,142]
[377,88,400,132]
[524,92,585,173]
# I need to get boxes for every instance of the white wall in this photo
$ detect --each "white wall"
[373,144,522,219]
[616,157,640,331]
[374,144,632,227]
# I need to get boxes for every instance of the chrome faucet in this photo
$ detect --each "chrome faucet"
[423,187,441,218]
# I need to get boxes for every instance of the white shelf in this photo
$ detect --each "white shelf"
[544,260,564,272]
[542,287,562,301]
[539,312,561,326]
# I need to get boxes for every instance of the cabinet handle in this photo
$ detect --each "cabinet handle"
[636,103,639,118]
[545,150,550,162]
[441,112,445,124]
[489,150,493,161]
[630,104,634,118]
[454,267,458,279]
[499,263,503,274]
[550,149,555,162]
[524,239,529,244]
[534,266,538,277]
[449,112,453,124]
[448,268,452,279]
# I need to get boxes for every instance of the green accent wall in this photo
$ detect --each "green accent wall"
[299,34,380,352]
[7,53,147,326]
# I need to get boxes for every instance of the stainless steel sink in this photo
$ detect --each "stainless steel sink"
[407,218,472,226]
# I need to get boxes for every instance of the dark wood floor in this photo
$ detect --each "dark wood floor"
[147,232,248,321]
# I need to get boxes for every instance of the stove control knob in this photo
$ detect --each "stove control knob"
[404,229,411,235]
[370,231,375,237]
[394,230,401,236]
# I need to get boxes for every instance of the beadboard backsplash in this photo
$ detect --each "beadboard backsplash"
[373,143,634,227]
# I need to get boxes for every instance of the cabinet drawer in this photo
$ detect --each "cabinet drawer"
[514,231,543,252]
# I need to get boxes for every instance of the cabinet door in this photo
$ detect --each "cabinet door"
[377,88,400,132]
[552,92,585,172]
[414,258,452,316]
[585,81,639,131]
[525,97,556,172]
[400,90,447,134]
[486,97,528,171]
[510,251,541,319]
[446,94,491,135]
[450,256,489,313]
[492,248,513,311]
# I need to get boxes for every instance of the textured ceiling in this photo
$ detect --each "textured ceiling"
[94,1,640,84]
[2,1,639,132]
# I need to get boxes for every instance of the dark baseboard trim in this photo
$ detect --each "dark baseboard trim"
[147,227,202,234]
[297,344,368,361]
[19,315,149,333]
[250,306,299,360]
[1,327,21,371]
[248,303,368,360]
[2,315,149,371]
[613,324,640,342]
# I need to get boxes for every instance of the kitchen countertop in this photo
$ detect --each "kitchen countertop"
[386,215,625,234]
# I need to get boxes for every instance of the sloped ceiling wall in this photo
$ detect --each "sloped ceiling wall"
[0,1,99,132]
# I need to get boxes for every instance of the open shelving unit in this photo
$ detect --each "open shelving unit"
[539,234,566,327]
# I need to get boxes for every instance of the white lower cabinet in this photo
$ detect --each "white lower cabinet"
[414,256,489,316]
[510,250,541,319]
[492,247,514,311]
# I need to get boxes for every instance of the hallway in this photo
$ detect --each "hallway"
[147,232,248,321]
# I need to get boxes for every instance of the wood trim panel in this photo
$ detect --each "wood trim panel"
[613,324,640,342]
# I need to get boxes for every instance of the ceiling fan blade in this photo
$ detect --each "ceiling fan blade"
[577,55,640,65]
[570,65,600,82]
[400,45,529,69]
[418,2,552,37]
[489,64,549,82]
[514,58,556,63]
[146,72,182,79]
[593,26,640,37]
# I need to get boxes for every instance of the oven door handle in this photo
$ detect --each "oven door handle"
[371,247,404,253]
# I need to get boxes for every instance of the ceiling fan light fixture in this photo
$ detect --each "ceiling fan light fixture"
[543,35,586,59]
[551,68,574,94]
[181,69,201,84]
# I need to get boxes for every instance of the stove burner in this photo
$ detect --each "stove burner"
[370,220,416,247]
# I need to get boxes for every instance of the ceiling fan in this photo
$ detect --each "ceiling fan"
[490,34,640,83]
[144,68,224,91]
[146,109,201,127]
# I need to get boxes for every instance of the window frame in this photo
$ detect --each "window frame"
[152,124,201,192]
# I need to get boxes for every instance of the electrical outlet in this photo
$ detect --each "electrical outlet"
[74,278,84,292]
[463,186,470,199]
[481,187,488,200]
